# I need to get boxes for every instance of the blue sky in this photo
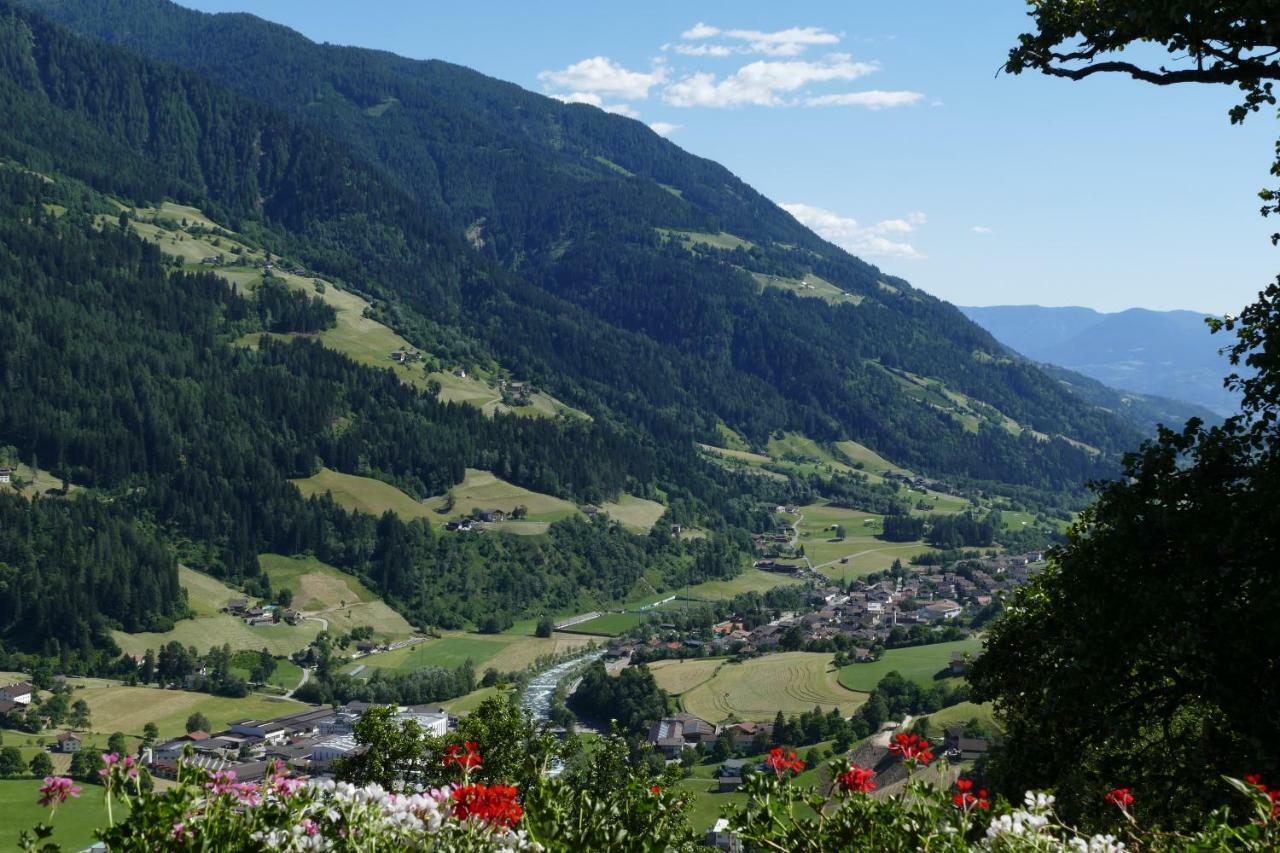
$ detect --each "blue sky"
[178,1,1277,314]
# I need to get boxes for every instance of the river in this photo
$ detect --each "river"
[519,649,605,725]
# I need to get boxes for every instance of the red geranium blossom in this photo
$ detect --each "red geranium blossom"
[650,785,661,795]
[443,741,483,770]
[451,783,523,828]
[836,764,876,794]
[764,747,805,776]
[1104,787,1134,810]
[951,779,990,810]
[888,733,934,765]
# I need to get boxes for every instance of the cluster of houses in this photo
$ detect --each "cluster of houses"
[644,708,991,794]
[444,508,510,532]
[497,378,533,406]
[883,471,961,496]
[224,597,302,627]
[0,466,14,484]
[145,703,452,782]
[390,347,422,364]
[607,553,1045,663]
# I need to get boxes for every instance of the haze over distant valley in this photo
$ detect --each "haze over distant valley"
[961,304,1240,417]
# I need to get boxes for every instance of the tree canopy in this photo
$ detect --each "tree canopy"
[973,0,1280,829]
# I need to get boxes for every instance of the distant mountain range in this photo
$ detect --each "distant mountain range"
[961,305,1240,418]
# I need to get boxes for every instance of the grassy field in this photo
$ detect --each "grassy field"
[230,653,304,691]
[427,469,579,523]
[646,658,726,696]
[833,440,906,476]
[679,653,866,723]
[259,553,416,640]
[113,611,321,659]
[816,543,932,582]
[660,229,755,251]
[438,686,507,715]
[918,700,999,734]
[0,779,121,851]
[837,638,985,692]
[753,272,862,307]
[0,460,79,498]
[683,569,803,600]
[558,612,646,637]
[292,468,435,522]
[349,631,593,676]
[113,566,322,657]
[696,443,772,464]
[599,493,666,532]
[72,683,307,739]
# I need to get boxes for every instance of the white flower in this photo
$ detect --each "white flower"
[1023,791,1056,812]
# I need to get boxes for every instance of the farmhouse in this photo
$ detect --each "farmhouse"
[724,721,772,751]
[646,713,715,758]
[0,467,11,484]
[475,508,507,523]
[0,681,33,705]
[944,727,991,761]
[56,732,82,753]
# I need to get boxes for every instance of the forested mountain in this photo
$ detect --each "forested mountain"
[0,165,761,668]
[19,0,1146,492]
[962,305,1239,416]
[0,0,1162,670]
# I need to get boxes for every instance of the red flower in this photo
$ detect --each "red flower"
[950,778,989,810]
[451,783,523,828]
[764,747,805,776]
[1268,789,1280,819]
[650,785,661,795]
[1104,787,1134,810]
[888,733,934,765]
[443,741,483,770]
[836,764,876,794]
[1246,773,1266,790]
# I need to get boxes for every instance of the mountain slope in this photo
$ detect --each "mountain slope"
[962,305,1239,417]
[22,0,1147,491]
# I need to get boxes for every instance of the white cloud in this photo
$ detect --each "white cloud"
[554,92,604,107]
[603,103,640,118]
[804,89,924,109]
[551,91,641,119]
[649,121,681,136]
[664,56,878,108]
[682,22,721,39]
[781,202,926,259]
[724,26,841,57]
[679,23,840,57]
[972,225,993,234]
[538,56,666,101]
[668,43,735,57]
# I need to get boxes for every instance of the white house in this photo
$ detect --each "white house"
[396,710,449,738]
[918,599,963,621]
[0,681,33,705]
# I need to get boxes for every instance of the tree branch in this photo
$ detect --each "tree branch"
[1038,59,1280,85]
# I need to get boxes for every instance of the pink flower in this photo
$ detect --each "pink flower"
[301,818,318,836]
[38,776,82,807]
[171,822,188,841]
[206,769,238,796]
[231,782,262,807]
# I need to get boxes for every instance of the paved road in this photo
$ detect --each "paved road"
[285,665,310,699]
